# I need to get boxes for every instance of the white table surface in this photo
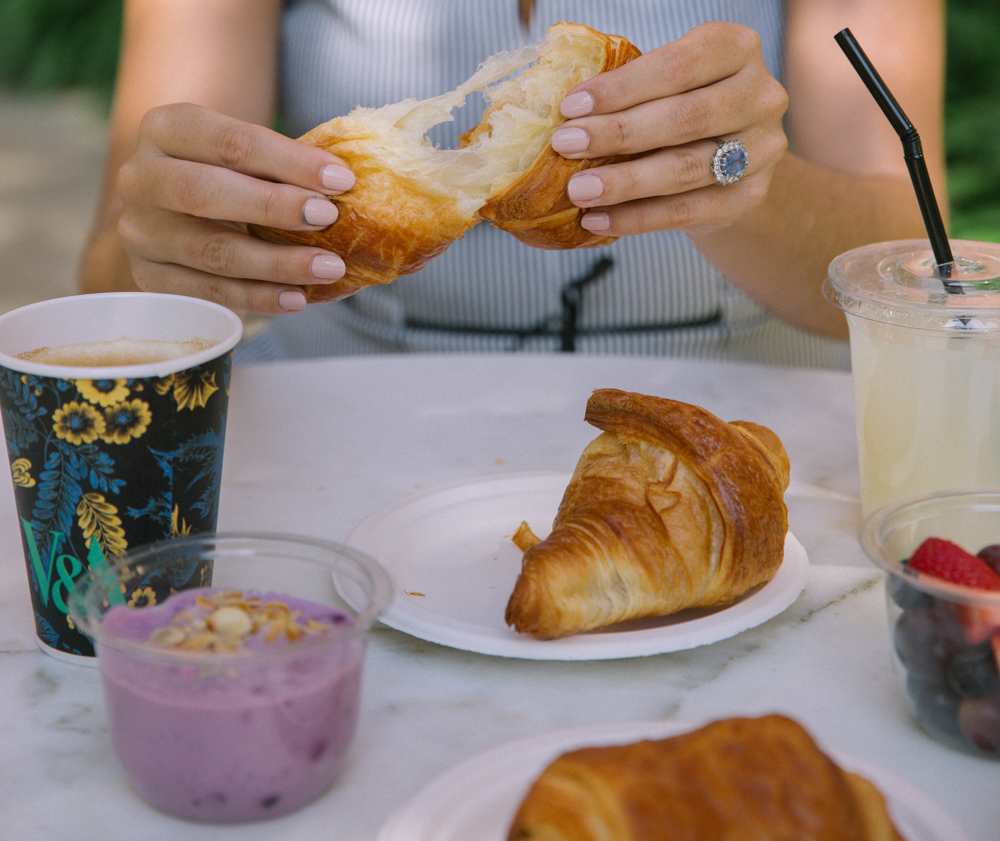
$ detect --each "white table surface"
[0,355,994,840]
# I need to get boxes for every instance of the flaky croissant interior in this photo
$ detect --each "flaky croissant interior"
[350,26,606,216]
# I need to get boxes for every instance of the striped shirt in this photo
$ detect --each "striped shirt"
[239,0,849,368]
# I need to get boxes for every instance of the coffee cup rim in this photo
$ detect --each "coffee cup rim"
[0,292,244,379]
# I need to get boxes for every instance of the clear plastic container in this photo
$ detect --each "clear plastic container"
[825,240,1000,517]
[69,533,392,822]
[862,491,1000,759]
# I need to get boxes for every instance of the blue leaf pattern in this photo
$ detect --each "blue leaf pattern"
[0,370,46,457]
[68,444,125,495]
[30,446,83,562]
[127,494,173,530]
[147,430,225,521]
[36,613,61,646]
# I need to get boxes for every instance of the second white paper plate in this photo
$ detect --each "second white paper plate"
[376,720,969,841]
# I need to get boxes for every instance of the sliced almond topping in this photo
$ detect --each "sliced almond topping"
[149,626,186,647]
[264,618,286,642]
[181,631,216,651]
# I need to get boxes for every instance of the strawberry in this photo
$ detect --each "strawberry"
[909,538,1000,591]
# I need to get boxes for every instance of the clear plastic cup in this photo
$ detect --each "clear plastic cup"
[825,240,1000,517]
[862,491,1000,759]
[68,533,392,822]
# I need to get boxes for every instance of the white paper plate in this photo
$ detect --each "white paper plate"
[376,720,970,841]
[346,472,808,660]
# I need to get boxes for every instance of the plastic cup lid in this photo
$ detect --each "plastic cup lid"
[825,239,1000,332]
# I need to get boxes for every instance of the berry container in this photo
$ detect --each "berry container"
[862,491,1000,759]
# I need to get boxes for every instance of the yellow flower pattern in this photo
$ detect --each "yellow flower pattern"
[100,399,152,445]
[77,492,128,558]
[52,402,105,446]
[11,458,35,488]
[76,379,129,407]
[155,371,219,411]
[171,504,192,537]
[128,587,157,608]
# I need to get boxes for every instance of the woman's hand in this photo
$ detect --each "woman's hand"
[116,102,355,314]
[552,22,789,237]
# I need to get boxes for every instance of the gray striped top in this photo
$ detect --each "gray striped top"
[240,0,849,368]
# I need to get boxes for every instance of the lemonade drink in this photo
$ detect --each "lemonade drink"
[826,240,1000,517]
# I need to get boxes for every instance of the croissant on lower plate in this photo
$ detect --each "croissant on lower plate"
[249,22,640,301]
[507,715,906,841]
[506,389,791,638]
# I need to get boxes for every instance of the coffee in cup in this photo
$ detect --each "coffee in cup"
[18,337,213,367]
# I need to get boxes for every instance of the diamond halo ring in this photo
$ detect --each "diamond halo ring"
[711,138,749,186]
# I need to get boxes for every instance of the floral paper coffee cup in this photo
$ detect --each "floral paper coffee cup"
[0,293,242,662]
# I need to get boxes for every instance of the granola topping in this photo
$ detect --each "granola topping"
[145,589,337,653]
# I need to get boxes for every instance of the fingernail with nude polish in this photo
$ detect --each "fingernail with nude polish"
[279,290,307,312]
[551,127,590,154]
[311,253,346,280]
[568,173,604,203]
[303,198,338,227]
[321,165,355,192]
[580,212,610,232]
[561,91,594,118]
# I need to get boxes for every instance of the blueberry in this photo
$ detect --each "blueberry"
[958,696,1000,754]
[308,739,328,761]
[888,573,932,611]
[978,545,1000,575]
[927,599,970,647]
[894,609,951,679]
[946,644,1000,698]
[259,794,282,810]
[907,673,962,742]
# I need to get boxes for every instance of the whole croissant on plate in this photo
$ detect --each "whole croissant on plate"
[507,715,906,841]
[506,389,790,638]
[249,22,640,301]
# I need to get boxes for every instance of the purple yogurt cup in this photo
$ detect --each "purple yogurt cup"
[68,533,392,823]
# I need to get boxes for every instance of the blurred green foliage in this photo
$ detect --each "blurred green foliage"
[0,0,121,101]
[944,1,1000,240]
[0,0,996,239]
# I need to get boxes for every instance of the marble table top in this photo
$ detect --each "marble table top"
[0,355,993,840]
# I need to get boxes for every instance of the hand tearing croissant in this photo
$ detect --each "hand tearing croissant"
[507,389,790,639]
[249,22,640,300]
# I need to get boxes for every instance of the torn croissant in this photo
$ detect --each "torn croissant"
[249,22,640,300]
[506,389,790,638]
[507,715,906,841]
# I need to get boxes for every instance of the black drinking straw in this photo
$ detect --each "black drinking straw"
[834,28,955,282]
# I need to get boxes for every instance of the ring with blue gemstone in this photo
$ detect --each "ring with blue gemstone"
[711,138,749,186]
